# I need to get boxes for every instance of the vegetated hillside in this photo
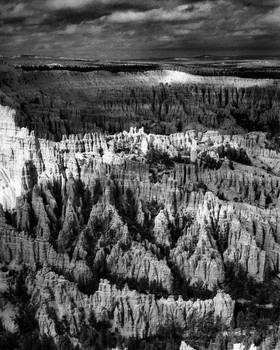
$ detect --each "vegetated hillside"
[17,63,161,72]
[0,65,280,141]
[174,65,280,79]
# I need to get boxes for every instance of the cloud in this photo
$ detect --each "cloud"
[61,24,79,34]
[0,0,279,58]
[46,0,150,10]
[233,0,280,9]
[104,2,213,23]
[40,0,153,26]
[172,21,203,35]
[57,22,103,35]
[47,0,95,9]
[232,29,267,37]
[0,2,35,23]
[9,3,25,15]
[262,6,280,25]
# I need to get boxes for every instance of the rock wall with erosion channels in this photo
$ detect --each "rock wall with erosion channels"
[1,68,280,139]
[1,66,280,349]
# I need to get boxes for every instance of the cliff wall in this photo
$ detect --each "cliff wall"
[1,68,280,139]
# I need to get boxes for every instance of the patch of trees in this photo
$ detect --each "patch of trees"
[146,146,175,168]
[125,325,182,350]
[0,270,56,350]
[123,316,225,350]
[217,144,251,165]
[78,316,183,350]
[0,324,56,350]
[198,145,251,170]
[110,274,169,298]
[171,63,280,79]
[146,147,176,183]
[199,152,222,170]
[184,314,225,349]
[113,186,162,245]
[17,64,160,73]
[79,312,127,350]
[224,263,280,342]
[171,265,217,301]
[266,134,280,152]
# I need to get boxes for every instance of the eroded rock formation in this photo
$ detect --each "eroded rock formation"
[1,65,280,349]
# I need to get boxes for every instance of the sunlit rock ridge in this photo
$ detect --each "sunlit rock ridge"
[1,61,280,349]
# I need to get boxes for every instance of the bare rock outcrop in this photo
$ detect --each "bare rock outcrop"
[31,268,234,340]
[1,66,280,347]
[107,241,173,293]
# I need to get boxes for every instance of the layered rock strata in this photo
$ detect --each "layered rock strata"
[1,66,280,348]
[31,267,234,341]
[1,67,280,139]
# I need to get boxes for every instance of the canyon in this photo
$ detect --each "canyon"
[1,59,280,349]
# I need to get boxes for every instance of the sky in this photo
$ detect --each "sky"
[0,0,280,60]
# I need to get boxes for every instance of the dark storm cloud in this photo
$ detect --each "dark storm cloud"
[233,0,280,9]
[41,2,151,26]
[0,0,279,58]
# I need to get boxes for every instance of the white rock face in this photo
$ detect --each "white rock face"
[233,344,245,350]
[153,209,172,247]
[1,80,280,349]
[0,302,18,333]
[1,116,280,288]
[179,341,196,350]
[29,268,234,340]
[249,345,257,350]
[0,105,30,209]
[139,70,275,88]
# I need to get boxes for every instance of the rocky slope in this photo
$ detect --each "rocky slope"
[1,63,280,349]
[1,65,280,139]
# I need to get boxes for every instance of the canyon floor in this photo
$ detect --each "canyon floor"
[1,56,280,349]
